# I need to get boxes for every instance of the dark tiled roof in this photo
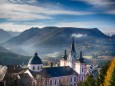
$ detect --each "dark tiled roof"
[29,66,78,78]
[28,53,42,64]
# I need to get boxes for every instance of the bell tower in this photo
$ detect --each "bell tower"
[68,37,76,68]
[75,51,86,81]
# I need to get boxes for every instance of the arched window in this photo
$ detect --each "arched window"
[33,66,35,70]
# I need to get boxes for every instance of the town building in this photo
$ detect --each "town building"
[60,37,86,81]
[20,52,78,86]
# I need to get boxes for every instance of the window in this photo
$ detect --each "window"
[82,68,84,73]
[82,77,83,81]
[74,77,76,82]
[38,66,39,70]
[55,79,56,85]
[71,77,72,82]
[50,80,52,85]
[33,66,35,70]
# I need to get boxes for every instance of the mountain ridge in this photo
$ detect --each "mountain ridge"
[1,26,114,57]
[0,29,12,43]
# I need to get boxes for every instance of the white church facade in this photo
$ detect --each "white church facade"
[21,52,78,86]
[60,37,86,81]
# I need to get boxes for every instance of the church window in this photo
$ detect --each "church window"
[33,66,35,70]
[71,77,72,82]
[82,68,84,73]
[55,79,56,85]
[82,77,84,81]
[50,80,52,85]
[74,77,76,82]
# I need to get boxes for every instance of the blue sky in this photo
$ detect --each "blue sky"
[0,0,115,33]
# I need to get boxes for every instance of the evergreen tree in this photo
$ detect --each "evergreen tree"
[83,74,95,86]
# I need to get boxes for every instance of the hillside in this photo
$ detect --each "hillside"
[0,52,30,65]
[8,31,21,37]
[0,29,12,43]
[0,46,30,65]
[1,27,115,57]
[0,46,10,53]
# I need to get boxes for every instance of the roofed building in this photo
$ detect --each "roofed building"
[17,52,78,86]
[60,37,87,81]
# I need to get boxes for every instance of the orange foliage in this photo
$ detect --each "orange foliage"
[104,58,115,86]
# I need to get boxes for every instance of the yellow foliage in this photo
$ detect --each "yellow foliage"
[104,58,115,86]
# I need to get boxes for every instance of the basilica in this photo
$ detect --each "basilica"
[1,37,86,86]
[60,37,86,81]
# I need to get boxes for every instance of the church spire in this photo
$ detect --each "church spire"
[71,37,76,52]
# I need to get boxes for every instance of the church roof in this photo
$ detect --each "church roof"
[71,37,76,52]
[28,66,78,78]
[62,50,68,60]
[76,51,85,63]
[28,53,42,64]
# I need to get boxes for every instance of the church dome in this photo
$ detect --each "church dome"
[28,53,42,64]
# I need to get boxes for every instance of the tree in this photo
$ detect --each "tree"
[104,58,115,86]
[77,81,84,86]
[84,74,95,86]
[95,61,110,86]
[109,68,115,86]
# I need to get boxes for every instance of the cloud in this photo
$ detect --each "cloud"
[105,9,115,14]
[73,0,115,10]
[0,3,51,20]
[0,0,38,4]
[0,1,94,21]
[0,22,45,32]
[72,33,87,38]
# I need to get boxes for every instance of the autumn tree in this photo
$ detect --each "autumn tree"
[109,68,115,86]
[104,58,115,86]
[95,61,110,86]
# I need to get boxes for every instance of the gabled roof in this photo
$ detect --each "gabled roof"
[28,66,78,78]
[71,37,76,52]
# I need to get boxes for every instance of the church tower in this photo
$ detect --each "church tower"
[60,50,68,66]
[28,53,43,72]
[60,37,86,81]
[75,51,86,81]
[68,37,76,68]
